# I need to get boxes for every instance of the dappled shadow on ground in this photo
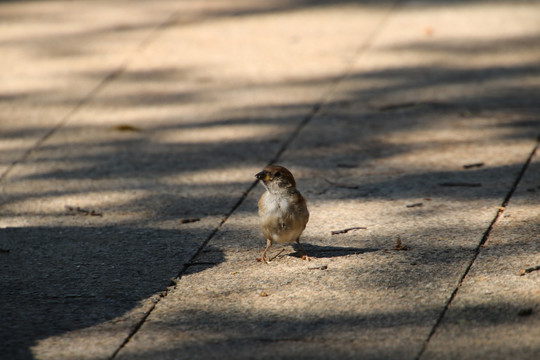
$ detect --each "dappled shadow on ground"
[111,299,539,360]
[0,226,225,359]
[1,0,539,359]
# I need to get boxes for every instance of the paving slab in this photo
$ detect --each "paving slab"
[0,0,189,179]
[1,0,393,359]
[0,1,539,360]
[115,1,540,359]
[422,148,540,360]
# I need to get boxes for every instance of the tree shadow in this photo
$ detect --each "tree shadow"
[0,226,225,360]
[110,300,539,360]
[0,0,539,359]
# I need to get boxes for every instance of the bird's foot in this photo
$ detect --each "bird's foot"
[257,256,271,264]
[257,249,284,263]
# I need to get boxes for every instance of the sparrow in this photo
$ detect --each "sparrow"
[255,164,310,262]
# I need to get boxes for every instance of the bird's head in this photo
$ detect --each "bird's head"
[255,165,296,193]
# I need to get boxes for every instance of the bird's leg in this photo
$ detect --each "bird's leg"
[268,249,285,262]
[295,238,310,261]
[260,238,273,263]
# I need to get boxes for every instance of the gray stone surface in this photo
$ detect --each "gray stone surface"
[422,150,540,360]
[0,1,539,359]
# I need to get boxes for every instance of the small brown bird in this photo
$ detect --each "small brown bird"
[255,164,310,262]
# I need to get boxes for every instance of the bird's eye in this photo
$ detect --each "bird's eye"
[274,171,281,178]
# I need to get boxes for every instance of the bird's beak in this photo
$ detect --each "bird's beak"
[255,170,269,181]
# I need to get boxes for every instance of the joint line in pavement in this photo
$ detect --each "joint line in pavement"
[109,1,405,357]
[415,135,540,360]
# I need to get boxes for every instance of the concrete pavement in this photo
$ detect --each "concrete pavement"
[1,0,539,359]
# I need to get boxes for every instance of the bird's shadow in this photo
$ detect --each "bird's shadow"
[289,244,379,259]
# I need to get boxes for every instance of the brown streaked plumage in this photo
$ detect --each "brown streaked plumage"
[255,165,310,263]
